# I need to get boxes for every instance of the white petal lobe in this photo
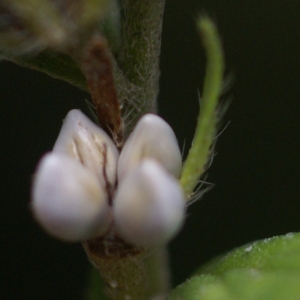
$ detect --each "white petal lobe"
[31,152,111,241]
[114,159,185,247]
[118,114,182,181]
[53,109,119,187]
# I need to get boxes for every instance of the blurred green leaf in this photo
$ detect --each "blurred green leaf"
[168,233,300,300]
[0,49,88,91]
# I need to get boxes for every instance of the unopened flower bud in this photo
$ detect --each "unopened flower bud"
[31,152,111,241]
[118,114,182,181]
[53,109,119,187]
[113,159,185,248]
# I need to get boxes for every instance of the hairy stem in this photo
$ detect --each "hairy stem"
[180,16,225,199]
[81,3,171,299]
[83,237,170,300]
[117,0,166,134]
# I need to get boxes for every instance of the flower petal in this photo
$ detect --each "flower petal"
[31,152,111,241]
[118,114,182,182]
[113,159,185,247]
[53,109,119,187]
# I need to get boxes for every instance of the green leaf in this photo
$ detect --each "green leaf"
[168,233,300,300]
[0,49,88,91]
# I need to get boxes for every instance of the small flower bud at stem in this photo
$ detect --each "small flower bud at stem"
[31,152,111,241]
[114,159,185,248]
[53,109,119,187]
[118,114,182,181]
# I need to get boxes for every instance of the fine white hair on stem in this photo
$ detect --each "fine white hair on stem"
[121,106,136,133]
[187,181,214,206]
[213,120,230,141]
[118,114,182,182]
[113,159,185,248]
[31,152,111,241]
[53,109,119,187]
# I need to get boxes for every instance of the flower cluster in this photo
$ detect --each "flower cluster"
[31,110,185,247]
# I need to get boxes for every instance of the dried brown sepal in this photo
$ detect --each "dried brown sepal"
[81,35,123,148]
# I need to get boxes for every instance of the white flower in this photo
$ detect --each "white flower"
[114,159,185,247]
[31,152,111,241]
[53,109,119,186]
[31,110,185,247]
[118,113,182,181]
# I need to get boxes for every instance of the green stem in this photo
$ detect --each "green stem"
[145,247,171,298]
[83,238,170,300]
[118,0,166,134]
[81,3,171,299]
[180,16,225,199]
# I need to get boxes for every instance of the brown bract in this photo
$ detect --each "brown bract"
[82,35,123,148]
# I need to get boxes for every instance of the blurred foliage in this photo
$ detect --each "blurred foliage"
[168,233,300,299]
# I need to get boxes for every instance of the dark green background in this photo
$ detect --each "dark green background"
[1,0,300,298]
